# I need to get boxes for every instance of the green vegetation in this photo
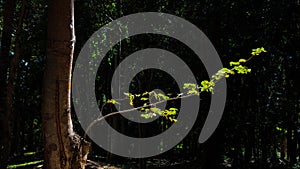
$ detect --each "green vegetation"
[7,160,43,168]
[101,47,266,124]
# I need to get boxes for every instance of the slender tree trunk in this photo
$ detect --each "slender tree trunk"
[0,0,17,167]
[8,0,26,157]
[41,0,89,168]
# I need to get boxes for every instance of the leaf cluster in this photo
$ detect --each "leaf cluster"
[105,47,267,123]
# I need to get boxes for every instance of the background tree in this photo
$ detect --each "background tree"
[0,0,17,168]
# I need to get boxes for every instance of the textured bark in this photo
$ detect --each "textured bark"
[0,0,17,167]
[41,0,90,168]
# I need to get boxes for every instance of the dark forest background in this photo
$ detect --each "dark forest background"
[0,0,299,168]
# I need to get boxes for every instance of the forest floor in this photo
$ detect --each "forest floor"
[7,159,202,169]
[7,153,291,169]
[7,154,203,169]
[85,159,202,169]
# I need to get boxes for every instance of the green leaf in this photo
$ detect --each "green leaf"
[169,108,178,111]
[230,61,240,66]
[201,80,210,86]
[141,114,150,119]
[251,47,267,56]
[150,107,161,113]
[107,99,119,105]
[157,93,169,100]
[187,89,199,95]
[129,94,134,106]
[239,59,247,63]
[183,83,197,89]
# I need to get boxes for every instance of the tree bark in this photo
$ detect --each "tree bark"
[42,0,90,168]
[0,0,17,167]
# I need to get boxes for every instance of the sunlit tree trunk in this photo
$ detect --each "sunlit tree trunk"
[41,0,89,168]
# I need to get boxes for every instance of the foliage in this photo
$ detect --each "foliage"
[102,47,266,123]
[293,161,300,169]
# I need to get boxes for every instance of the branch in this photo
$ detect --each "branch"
[83,47,267,139]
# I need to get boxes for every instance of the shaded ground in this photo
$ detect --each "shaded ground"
[85,159,202,169]
[7,153,291,169]
[7,154,201,169]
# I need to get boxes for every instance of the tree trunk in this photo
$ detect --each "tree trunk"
[8,0,26,157]
[0,0,17,167]
[41,0,90,168]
